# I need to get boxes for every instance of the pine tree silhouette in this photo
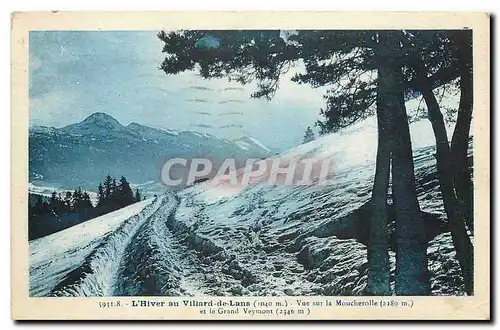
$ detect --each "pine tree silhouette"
[302,126,315,144]
[97,183,105,208]
[118,176,134,207]
[103,175,113,200]
[134,189,141,203]
[63,191,72,212]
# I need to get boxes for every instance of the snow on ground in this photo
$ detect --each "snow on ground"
[29,89,469,297]
[130,180,168,197]
[29,197,159,297]
[169,114,469,296]
[112,197,209,296]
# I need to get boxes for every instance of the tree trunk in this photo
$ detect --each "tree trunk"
[450,30,474,235]
[377,31,430,295]
[392,89,430,295]
[366,82,392,296]
[374,30,430,295]
[421,86,474,295]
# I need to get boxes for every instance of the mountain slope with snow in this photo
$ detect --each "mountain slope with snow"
[29,112,271,190]
[29,93,470,297]
[232,136,271,154]
[168,116,469,296]
[61,112,140,139]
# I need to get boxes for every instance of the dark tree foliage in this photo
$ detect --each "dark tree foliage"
[157,29,474,295]
[29,194,48,223]
[302,126,315,144]
[134,189,142,203]
[29,173,141,240]
[28,188,95,240]
[118,176,135,207]
[97,183,105,208]
[95,174,137,216]
[158,30,379,133]
[104,174,113,200]
[158,30,465,132]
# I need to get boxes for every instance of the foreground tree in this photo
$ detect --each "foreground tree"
[310,30,474,294]
[371,31,429,295]
[158,29,439,295]
[402,30,474,294]
[449,30,474,233]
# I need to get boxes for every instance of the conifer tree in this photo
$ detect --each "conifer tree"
[118,176,135,207]
[302,126,315,144]
[63,191,72,212]
[30,194,45,220]
[97,183,105,208]
[104,175,113,199]
[72,188,81,212]
[134,189,141,203]
[49,191,58,206]
[157,29,467,295]
[110,178,119,210]
[81,191,94,216]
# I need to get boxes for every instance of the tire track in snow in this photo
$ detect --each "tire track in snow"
[113,194,211,296]
[50,195,166,297]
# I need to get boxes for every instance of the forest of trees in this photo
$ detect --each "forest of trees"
[96,175,142,216]
[29,175,143,240]
[157,29,474,295]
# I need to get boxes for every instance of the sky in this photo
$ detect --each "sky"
[29,31,328,152]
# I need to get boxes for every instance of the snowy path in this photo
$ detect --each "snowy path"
[31,182,465,297]
[112,196,212,296]
[49,196,168,296]
[41,191,216,297]
[30,198,159,296]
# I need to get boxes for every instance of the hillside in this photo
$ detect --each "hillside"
[30,116,471,297]
[167,117,469,296]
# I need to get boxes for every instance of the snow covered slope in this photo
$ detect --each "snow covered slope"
[29,197,163,296]
[232,136,271,154]
[168,116,469,296]
[29,87,470,297]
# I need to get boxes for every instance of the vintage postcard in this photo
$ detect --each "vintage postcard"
[11,12,490,320]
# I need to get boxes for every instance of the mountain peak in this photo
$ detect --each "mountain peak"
[60,112,132,136]
[82,112,122,127]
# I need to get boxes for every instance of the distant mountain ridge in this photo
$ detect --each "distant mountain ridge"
[61,112,140,139]
[29,112,271,190]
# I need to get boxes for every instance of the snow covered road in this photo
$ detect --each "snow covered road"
[31,192,219,297]
[30,195,167,296]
